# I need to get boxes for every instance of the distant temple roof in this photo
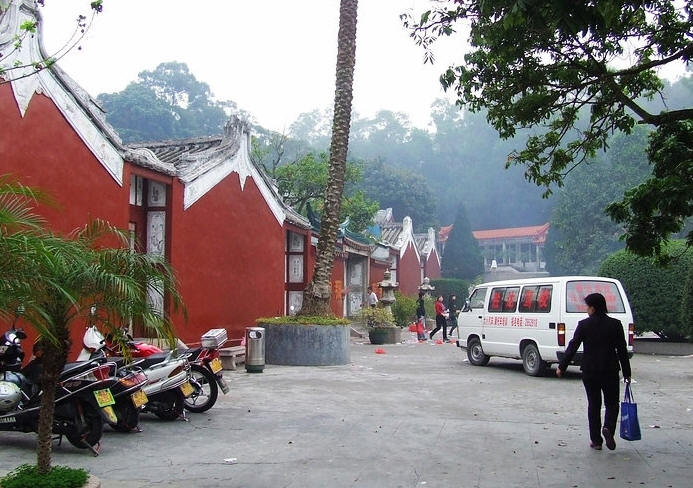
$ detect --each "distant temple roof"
[438,224,453,243]
[472,223,550,244]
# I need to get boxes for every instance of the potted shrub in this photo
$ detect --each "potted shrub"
[359,307,401,345]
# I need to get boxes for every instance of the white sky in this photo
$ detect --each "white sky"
[40,0,462,133]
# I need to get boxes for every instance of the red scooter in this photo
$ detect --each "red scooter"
[102,328,229,413]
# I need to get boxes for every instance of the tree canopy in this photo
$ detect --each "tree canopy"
[544,127,652,275]
[97,61,243,143]
[405,0,693,260]
[274,152,378,234]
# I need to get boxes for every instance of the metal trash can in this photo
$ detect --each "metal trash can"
[245,327,265,373]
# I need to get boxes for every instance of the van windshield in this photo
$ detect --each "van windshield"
[566,281,625,313]
[469,288,487,309]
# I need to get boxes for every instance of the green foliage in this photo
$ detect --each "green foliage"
[405,0,693,260]
[274,152,378,233]
[681,265,693,339]
[442,202,483,280]
[257,316,349,325]
[98,62,242,143]
[598,241,693,340]
[358,158,438,231]
[391,291,417,327]
[358,306,395,328]
[545,128,651,275]
[607,121,693,264]
[341,191,379,234]
[1,464,88,488]
[430,278,471,301]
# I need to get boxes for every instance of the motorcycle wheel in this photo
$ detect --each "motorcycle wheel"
[65,400,103,449]
[154,389,184,421]
[109,398,140,432]
[184,363,219,413]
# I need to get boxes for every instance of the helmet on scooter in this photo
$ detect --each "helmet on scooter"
[0,329,26,371]
[0,381,21,412]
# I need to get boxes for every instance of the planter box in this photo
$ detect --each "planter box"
[260,322,350,366]
[368,327,402,345]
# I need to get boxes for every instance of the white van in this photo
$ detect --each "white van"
[456,276,634,376]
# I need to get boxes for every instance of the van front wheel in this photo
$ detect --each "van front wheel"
[522,344,546,376]
[467,338,490,366]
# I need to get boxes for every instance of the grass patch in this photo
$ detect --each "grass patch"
[1,465,88,488]
[257,315,350,326]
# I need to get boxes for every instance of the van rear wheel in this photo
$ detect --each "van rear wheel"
[467,337,490,366]
[522,344,546,376]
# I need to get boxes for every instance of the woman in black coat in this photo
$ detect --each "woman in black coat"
[556,293,632,451]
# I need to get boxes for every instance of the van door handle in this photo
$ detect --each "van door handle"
[478,316,482,319]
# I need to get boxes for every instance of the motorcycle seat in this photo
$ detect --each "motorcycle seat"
[133,352,172,369]
[177,347,202,360]
[61,360,103,380]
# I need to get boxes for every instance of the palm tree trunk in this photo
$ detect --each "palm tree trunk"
[302,0,358,316]
[36,327,69,474]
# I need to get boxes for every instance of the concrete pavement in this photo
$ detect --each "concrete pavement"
[1,336,691,487]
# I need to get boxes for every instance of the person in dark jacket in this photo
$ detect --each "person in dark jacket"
[556,293,632,451]
[447,294,458,337]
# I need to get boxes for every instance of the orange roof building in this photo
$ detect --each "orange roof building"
[441,223,550,272]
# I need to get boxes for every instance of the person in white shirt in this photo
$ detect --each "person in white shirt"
[367,286,378,308]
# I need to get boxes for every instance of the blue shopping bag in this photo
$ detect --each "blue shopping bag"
[620,382,641,441]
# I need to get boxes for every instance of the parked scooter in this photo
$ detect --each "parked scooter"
[99,328,229,413]
[0,323,118,455]
[79,325,193,421]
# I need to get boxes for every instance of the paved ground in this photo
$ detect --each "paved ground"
[1,336,691,488]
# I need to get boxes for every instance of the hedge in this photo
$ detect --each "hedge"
[430,278,472,301]
[681,264,693,339]
[598,240,692,340]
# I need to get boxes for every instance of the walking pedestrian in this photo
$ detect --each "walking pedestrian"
[416,291,427,341]
[447,294,459,337]
[556,293,632,451]
[429,295,448,342]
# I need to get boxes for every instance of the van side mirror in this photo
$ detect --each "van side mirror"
[461,299,471,312]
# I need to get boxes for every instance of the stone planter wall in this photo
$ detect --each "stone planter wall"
[261,322,350,366]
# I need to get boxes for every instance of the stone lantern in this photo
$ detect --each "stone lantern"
[418,277,435,296]
[378,268,398,314]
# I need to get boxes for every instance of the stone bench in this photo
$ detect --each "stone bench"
[219,345,246,370]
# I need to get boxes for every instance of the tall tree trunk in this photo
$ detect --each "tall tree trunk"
[36,326,69,474]
[301,0,358,316]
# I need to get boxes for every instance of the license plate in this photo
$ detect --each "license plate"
[102,405,118,424]
[130,389,148,408]
[209,357,223,374]
[94,388,115,407]
[180,381,195,398]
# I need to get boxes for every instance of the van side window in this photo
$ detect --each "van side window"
[536,286,553,313]
[502,287,520,312]
[566,281,625,313]
[469,288,487,309]
[488,288,504,312]
[489,287,520,313]
[519,286,538,312]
